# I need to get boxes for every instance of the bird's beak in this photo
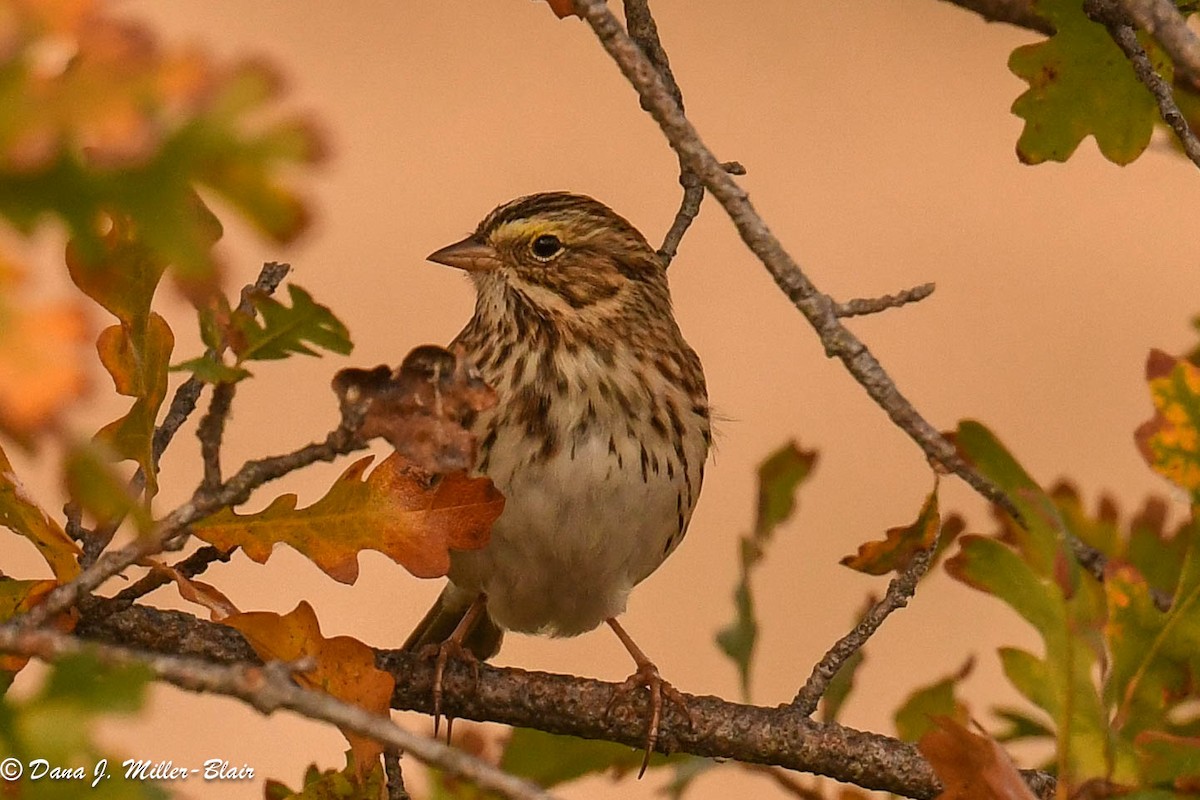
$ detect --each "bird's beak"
[426,235,502,273]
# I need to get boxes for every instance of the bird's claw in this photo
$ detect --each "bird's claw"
[604,661,693,779]
[417,640,481,742]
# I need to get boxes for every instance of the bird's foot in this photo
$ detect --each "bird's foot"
[416,639,481,742]
[605,660,693,779]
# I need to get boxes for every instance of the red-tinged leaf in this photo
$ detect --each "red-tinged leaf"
[894,658,973,743]
[192,452,502,583]
[842,485,942,575]
[1136,731,1200,791]
[918,718,1039,800]
[1135,350,1200,499]
[0,442,81,580]
[224,602,394,779]
[543,0,579,19]
[151,562,240,621]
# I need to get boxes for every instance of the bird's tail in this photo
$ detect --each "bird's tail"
[402,586,503,661]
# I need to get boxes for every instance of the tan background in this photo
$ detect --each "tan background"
[7,1,1200,797]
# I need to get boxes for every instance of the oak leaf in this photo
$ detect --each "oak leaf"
[841,486,963,575]
[0,442,81,580]
[542,0,579,19]
[224,602,394,779]
[918,718,1038,800]
[1135,350,1200,499]
[333,345,496,474]
[191,452,501,583]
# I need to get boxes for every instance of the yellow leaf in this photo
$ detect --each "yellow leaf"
[1135,350,1200,497]
[224,602,394,779]
[0,442,81,580]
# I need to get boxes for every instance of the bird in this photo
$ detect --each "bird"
[403,191,711,773]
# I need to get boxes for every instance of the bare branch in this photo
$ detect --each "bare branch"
[111,545,233,606]
[792,547,936,715]
[198,381,236,492]
[935,0,1054,34]
[834,283,936,318]
[572,0,1018,519]
[385,748,412,800]
[0,624,557,800]
[73,598,1057,800]
[1119,0,1200,87]
[1087,0,1200,168]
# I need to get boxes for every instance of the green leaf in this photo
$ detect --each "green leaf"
[0,442,80,580]
[894,658,972,742]
[661,756,720,800]
[0,654,164,800]
[820,648,864,725]
[234,284,351,363]
[992,707,1055,744]
[263,752,385,800]
[62,443,153,536]
[168,355,252,384]
[716,441,818,701]
[1009,0,1167,164]
[500,727,683,787]
[1135,732,1200,792]
[946,420,1110,786]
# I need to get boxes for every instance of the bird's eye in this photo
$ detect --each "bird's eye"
[530,234,564,261]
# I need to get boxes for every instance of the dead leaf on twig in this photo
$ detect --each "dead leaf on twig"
[333,344,496,474]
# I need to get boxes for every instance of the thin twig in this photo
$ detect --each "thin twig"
[621,0,705,267]
[1119,0,1200,88]
[385,748,411,800]
[834,283,936,318]
[73,598,1058,800]
[1087,0,1200,168]
[792,546,937,715]
[198,382,236,492]
[0,625,557,800]
[572,0,1018,519]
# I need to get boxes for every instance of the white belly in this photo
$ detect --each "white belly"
[447,430,688,637]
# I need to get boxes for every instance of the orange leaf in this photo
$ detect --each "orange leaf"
[841,485,946,575]
[0,578,77,675]
[918,718,1038,800]
[150,562,240,621]
[192,452,502,583]
[224,602,394,778]
[543,0,579,19]
[0,442,81,580]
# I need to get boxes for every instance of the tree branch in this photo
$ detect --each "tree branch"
[1119,0,1200,88]
[1087,0,1200,169]
[0,622,557,800]
[73,599,1057,800]
[572,0,1018,520]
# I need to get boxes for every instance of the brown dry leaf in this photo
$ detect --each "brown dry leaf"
[150,561,240,620]
[224,601,394,779]
[333,344,496,474]
[191,452,502,583]
[841,486,955,575]
[0,578,77,676]
[918,717,1038,800]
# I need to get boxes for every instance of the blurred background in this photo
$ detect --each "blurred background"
[6,1,1200,797]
